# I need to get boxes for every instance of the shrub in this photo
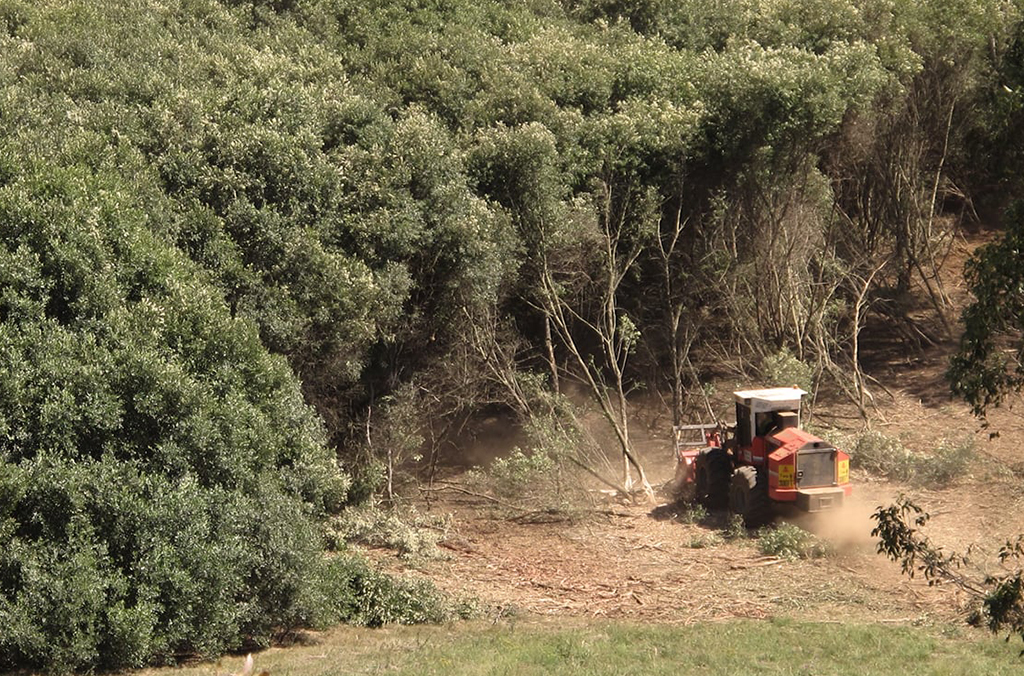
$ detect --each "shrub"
[321,555,476,628]
[847,430,915,481]
[918,435,975,486]
[761,348,816,394]
[326,506,451,559]
[463,447,571,518]
[679,502,709,525]
[0,167,355,672]
[846,430,975,487]
[0,456,350,671]
[466,406,600,519]
[489,449,557,495]
[725,514,749,539]
[688,532,724,548]
[757,523,833,559]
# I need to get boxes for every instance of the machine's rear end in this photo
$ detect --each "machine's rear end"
[766,427,851,512]
[682,387,852,526]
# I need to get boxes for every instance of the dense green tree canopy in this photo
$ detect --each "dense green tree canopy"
[0,0,1022,670]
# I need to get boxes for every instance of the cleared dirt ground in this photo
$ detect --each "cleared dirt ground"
[374,401,1024,631]
[398,463,1024,630]
[363,232,1024,633]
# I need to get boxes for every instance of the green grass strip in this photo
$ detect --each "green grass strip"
[140,618,1024,676]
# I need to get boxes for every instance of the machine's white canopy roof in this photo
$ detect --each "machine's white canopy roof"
[733,387,807,403]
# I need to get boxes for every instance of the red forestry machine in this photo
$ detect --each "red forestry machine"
[673,387,851,527]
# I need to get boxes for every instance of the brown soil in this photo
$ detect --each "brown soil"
[392,469,1023,630]
[365,231,1024,631]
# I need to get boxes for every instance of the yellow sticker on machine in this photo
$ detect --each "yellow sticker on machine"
[838,459,850,484]
[778,464,794,487]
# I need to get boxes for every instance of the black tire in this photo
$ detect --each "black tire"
[729,465,772,528]
[695,447,731,509]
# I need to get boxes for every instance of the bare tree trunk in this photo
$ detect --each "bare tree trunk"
[850,263,885,421]
[534,181,655,502]
[544,315,559,395]
[540,264,654,501]
[654,198,694,430]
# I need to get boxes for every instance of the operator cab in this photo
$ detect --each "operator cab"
[733,387,806,448]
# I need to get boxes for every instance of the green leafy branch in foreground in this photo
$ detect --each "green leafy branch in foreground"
[873,496,1024,644]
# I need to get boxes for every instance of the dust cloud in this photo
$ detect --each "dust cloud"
[786,491,898,552]
[441,412,526,469]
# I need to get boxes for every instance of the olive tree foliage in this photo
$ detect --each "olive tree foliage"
[948,204,1024,417]
[563,0,1023,411]
[615,36,895,420]
[827,0,1022,347]
[143,36,513,446]
[947,17,1024,419]
[2,0,1024,667]
[459,32,708,497]
[0,160,351,671]
[298,0,1024,458]
[455,10,891,481]
[964,16,1024,211]
[680,41,888,361]
[5,0,518,453]
[534,188,658,498]
[874,497,1024,644]
[559,97,702,496]
[0,1,478,670]
[529,4,901,412]
[468,118,667,497]
[287,0,1024,457]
